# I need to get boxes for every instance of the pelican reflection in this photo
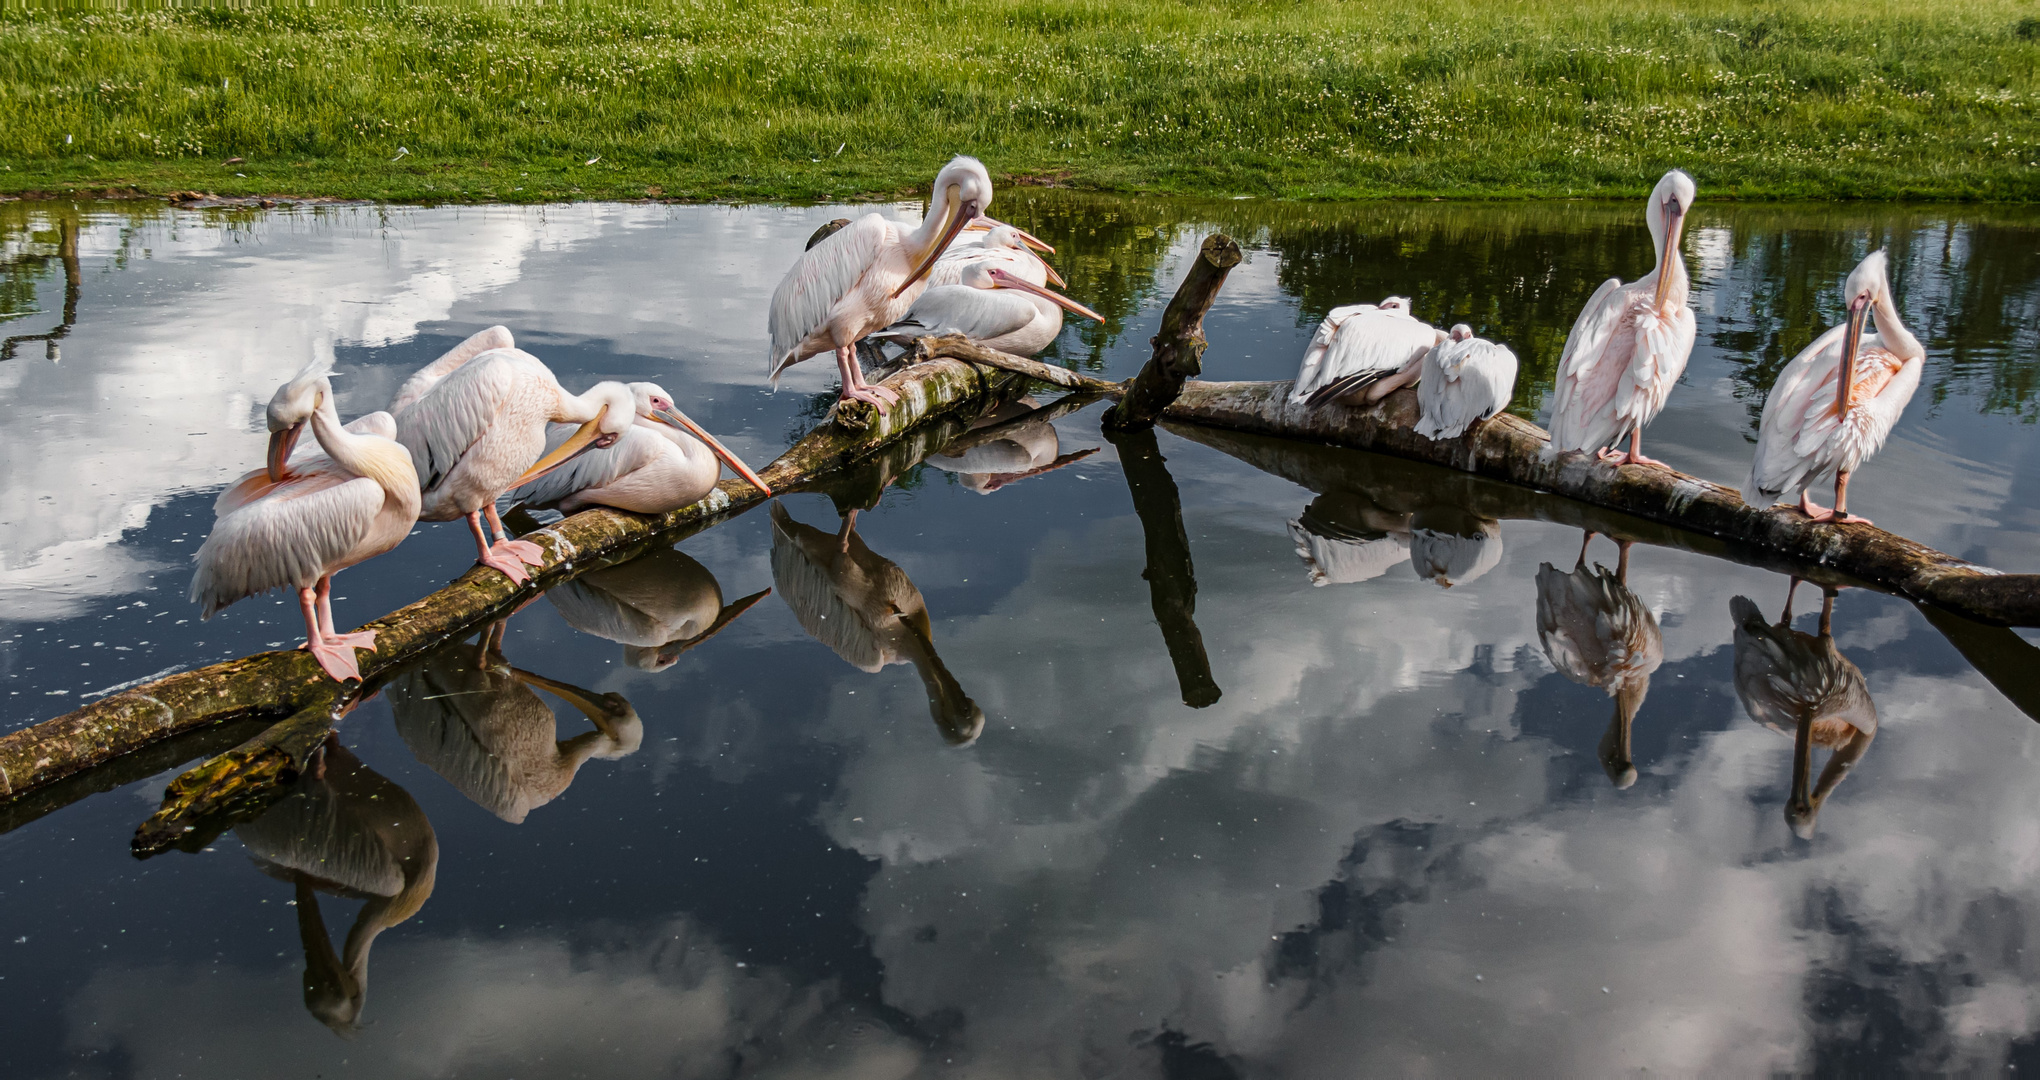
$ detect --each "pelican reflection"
[1286,491,1412,587]
[769,501,984,745]
[234,733,437,1036]
[923,397,1097,494]
[1535,533,1664,788]
[545,546,769,671]
[1408,506,1503,588]
[1731,583,1878,839]
[388,633,641,823]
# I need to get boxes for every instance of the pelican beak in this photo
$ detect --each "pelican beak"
[651,406,773,494]
[1035,253,1068,289]
[267,421,304,482]
[511,405,609,486]
[510,667,630,722]
[1651,196,1687,309]
[893,186,976,298]
[971,215,1055,254]
[987,268,1104,323]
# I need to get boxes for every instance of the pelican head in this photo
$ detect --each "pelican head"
[1837,250,1893,380]
[1647,169,1697,307]
[975,223,1066,286]
[897,155,994,297]
[625,380,772,494]
[1378,296,1413,314]
[1449,323,1475,342]
[960,263,1106,323]
[511,381,638,487]
[264,358,337,481]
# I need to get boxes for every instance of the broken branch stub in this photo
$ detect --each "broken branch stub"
[1104,233,1243,431]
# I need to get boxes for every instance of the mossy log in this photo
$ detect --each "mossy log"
[1104,234,1242,430]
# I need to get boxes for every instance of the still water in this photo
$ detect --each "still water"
[2,193,2040,1075]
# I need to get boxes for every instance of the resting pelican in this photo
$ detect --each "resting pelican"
[505,381,770,515]
[1547,169,1697,467]
[389,636,642,824]
[1415,324,1519,440]
[1286,491,1413,587]
[393,347,637,584]
[922,398,1099,492]
[235,733,436,1035]
[1535,534,1663,788]
[1741,250,1923,524]
[769,502,984,746]
[934,222,1065,288]
[873,263,1103,358]
[1730,583,1877,838]
[769,156,993,411]
[193,360,422,682]
[1408,506,1503,588]
[545,546,769,670]
[1290,297,1447,407]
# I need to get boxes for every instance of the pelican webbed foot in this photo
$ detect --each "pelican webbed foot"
[494,537,547,567]
[325,628,378,651]
[303,637,365,682]
[477,546,532,584]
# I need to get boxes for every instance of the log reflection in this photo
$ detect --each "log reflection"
[1536,534,1664,788]
[545,545,768,671]
[1731,584,1879,839]
[1104,425,1221,709]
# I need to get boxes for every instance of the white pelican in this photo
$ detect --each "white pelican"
[1408,506,1503,587]
[1547,169,1698,467]
[872,262,1103,358]
[1740,250,1923,524]
[1414,324,1519,440]
[1535,534,1663,788]
[1285,491,1412,587]
[1289,297,1447,407]
[1730,583,1877,838]
[192,360,423,682]
[388,324,516,417]
[545,546,769,670]
[504,381,770,515]
[922,398,1099,492]
[389,637,642,824]
[934,222,1065,288]
[393,347,637,584]
[769,502,984,745]
[769,156,993,411]
[235,733,436,1035]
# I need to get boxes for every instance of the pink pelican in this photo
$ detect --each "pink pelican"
[393,346,638,584]
[389,325,516,416]
[192,360,423,682]
[872,262,1103,357]
[1741,250,1922,524]
[1289,297,1447,407]
[1414,324,1519,440]
[768,156,994,411]
[505,381,770,515]
[1547,169,1698,467]
[934,222,1065,288]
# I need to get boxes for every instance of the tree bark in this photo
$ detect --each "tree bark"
[1103,234,1243,430]
[1105,425,1221,708]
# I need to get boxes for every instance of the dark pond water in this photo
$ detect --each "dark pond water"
[2,193,2040,1076]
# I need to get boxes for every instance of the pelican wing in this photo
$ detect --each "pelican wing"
[1292,308,1439,405]
[1291,305,1371,402]
[395,349,544,494]
[1744,325,1848,504]
[191,469,383,616]
[389,325,515,416]
[1416,338,1519,440]
[503,421,663,508]
[1547,277,1628,452]
[769,213,892,379]
[874,285,1037,345]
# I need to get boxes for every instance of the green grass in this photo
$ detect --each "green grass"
[2,0,2038,203]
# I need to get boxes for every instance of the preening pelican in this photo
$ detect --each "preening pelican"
[873,262,1103,358]
[1290,297,1447,407]
[389,636,642,824]
[193,361,422,682]
[769,156,994,411]
[235,733,436,1036]
[545,546,769,670]
[388,324,516,417]
[1730,583,1877,838]
[1286,491,1413,587]
[769,502,984,746]
[505,381,769,515]
[1408,506,1503,587]
[1415,324,1519,440]
[922,397,1099,492]
[1741,250,1923,524]
[1535,533,1663,788]
[1547,169,1698,467]
[393,347,637,584]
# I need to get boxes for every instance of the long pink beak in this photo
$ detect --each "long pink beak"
[267,422,303,482]
[968,215,1054,254]
[987,267,1103,323]
[652,407,772,494]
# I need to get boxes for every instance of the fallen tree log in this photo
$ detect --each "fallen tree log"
[1104,234,1242,430]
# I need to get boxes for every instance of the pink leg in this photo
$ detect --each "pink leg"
[1797,490,1833,521]
[1829,470,1871,526]
[1602,428,1667,469]
[837,507,858,554]
[297,586,363,682]
[848,346,899,404]
[315,576,377,651]
[486,503,546,567]
[469,510,531,584]
[834,345,896,410]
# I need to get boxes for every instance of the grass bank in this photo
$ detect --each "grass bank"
[2,1,2037,204]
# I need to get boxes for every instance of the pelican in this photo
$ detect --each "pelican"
[1286,490,1413,587]
[393,346,638,584]
[389,635,642,824]
[1730,583,1878,838]
[504,381,770,515]
[545,546,770,670]
[1535,533,1663,788]
[1741,250,1923,524]
[1289,297,1447,407]
[1547,169,1698,467]
[769,156,994,411]
[1415,324,1519,440]
[769,501,984,746]
[934,222,1065,288]
[388,324,517,417]
[1408,506,1503,588]
[192,360,423,682]
[235,733,436,1035]
[872,262,1103,358]
[922,397,1099,492]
